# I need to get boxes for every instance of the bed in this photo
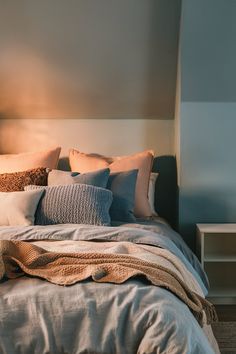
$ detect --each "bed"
[0,153,220,354]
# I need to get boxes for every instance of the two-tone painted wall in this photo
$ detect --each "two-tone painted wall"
[177,0,236,249]
[0,0,181,157]
[3,0,236,250]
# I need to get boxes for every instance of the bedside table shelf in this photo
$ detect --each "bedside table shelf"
[196,224,236,305]
[208,287,236,305]
[209,288,236,297]
[204,256,236,262]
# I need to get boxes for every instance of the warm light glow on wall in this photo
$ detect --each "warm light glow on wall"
[0,0,181,120]
[0,46,77,119]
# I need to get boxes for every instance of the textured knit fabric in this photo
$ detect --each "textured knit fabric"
[0,168,49,192]
[0,239,217,327]
[25,184,112,226]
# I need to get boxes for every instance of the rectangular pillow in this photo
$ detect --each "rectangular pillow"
[69,149,154,218]
[0,168,49,192]
[107,170,138,223]
[25,184,112,226]
[0,190,43,226]
[48,168,110,188]
[148,172,159,216]
[0,147,61,173]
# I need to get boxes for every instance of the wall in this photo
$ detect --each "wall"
[0,119,174,157]
[178,0,236,249]
[0,0,181,120]
[0,0,181,158]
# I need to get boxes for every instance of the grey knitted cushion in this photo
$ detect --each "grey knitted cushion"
[25,184,112,226]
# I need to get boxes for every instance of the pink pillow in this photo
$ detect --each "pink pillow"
[0,147,61,173]
[69,149,154,217]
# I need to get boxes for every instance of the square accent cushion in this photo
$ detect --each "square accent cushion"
[0,190,43,226]
[25,184,113,226]
[69,149,154,218]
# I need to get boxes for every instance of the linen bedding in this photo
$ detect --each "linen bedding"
[0,220,219,354]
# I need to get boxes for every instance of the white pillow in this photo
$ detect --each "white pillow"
[148,172,159,216]
[0,190,43,226]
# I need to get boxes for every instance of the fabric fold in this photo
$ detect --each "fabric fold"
[0,239,217,327]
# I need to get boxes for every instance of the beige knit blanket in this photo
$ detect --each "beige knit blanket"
[0,239,217,326]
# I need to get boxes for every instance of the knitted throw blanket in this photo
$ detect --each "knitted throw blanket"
[0,240,217,326]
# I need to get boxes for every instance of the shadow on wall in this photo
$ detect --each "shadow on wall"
[179,189,235,250]
[145,0,181,118]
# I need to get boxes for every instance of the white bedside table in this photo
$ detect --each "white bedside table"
[196,224,236,305]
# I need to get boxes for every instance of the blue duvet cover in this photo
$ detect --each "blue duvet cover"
[0,221,219,354]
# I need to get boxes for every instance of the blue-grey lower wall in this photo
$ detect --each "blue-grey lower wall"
[177,0,236,250]
[179,102,236,249]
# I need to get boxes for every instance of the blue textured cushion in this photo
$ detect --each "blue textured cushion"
[48,168,110,188]
[25,184,112,226]
[107,170,138,222]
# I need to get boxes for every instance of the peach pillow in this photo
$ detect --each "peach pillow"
[0,147,61,173]
[69,149,154,217]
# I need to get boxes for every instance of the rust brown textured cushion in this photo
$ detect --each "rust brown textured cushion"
[0,168,49,192]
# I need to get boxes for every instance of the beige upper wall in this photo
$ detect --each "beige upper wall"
[0,0,181,120]
[0,119,174,157]
[0,1,179,157]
